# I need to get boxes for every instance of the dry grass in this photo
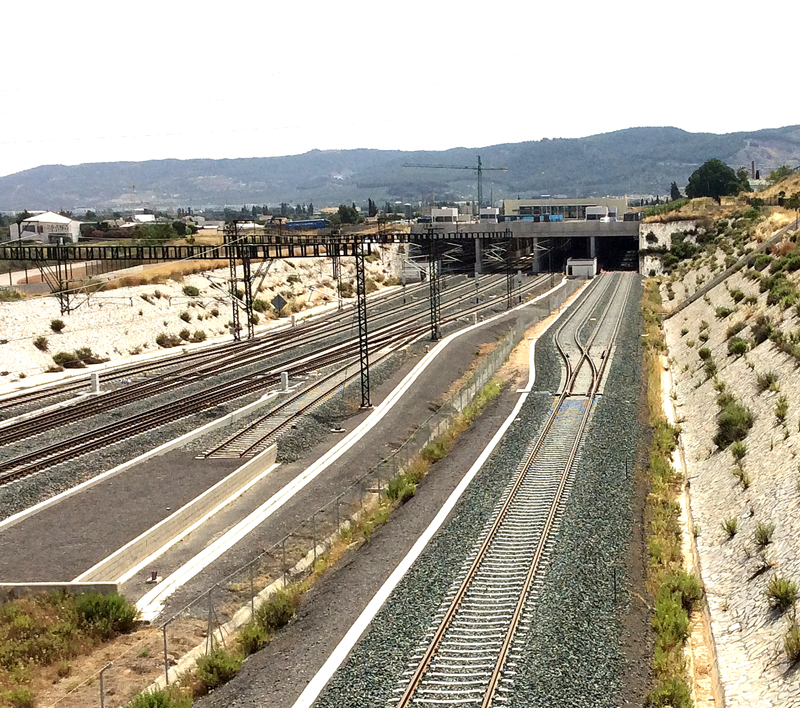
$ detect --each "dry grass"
[644,198,740,224]
[751,172,800,199]
[96,260,230,291]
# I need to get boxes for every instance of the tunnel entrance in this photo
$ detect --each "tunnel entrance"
[534,236,639,273]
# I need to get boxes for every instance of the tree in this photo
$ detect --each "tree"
[670,182,682,201]
[307,202,314,216]
[337,204,359,224]
[367,198,378,217]
[685,159,748,202]
[172,220,187,237]
[767,165,794,186]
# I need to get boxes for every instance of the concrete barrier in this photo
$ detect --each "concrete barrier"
[76,445,278,583]
[0,582,118,604]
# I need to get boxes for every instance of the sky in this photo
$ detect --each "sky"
[2,0,797,178]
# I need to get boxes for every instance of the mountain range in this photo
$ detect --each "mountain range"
[1,125,799,211]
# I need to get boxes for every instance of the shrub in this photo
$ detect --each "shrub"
[753,253,772,271]
[714,393,754,448]
[730,441,747,461]
[680,327,688,336]
[686,339,695,348]
[210,308,220,317]
[52,351,85,369]
[722,517,738,537]
[195,649,242,692]
[663,570,703,612]
[179,328,191,341]
[0,289,23,301]
[75,592,138,640]
[715,306,734,319]
[182,285,200,297]
[237,621,269,656]
[730,289,745,303]
[50,318,65,333]
[286,273,301,284]
[766,575,797,612]
[775,395,789,423]
[33,335,48,351]
[755,521,776,548]
[386,475,416,504]
[125,688,192,708]
[698,347,712,360]
[156,333,182,348]
[756,370,778,392]
[698,331,709,343]
[727,337,748,356]
[3,689,34,708]
[725,322,746,339]
[785,622,800,665]
[703,359,717,379]
[75,347,109,365]
[252,298,268,313]
[191,330,207,343]
[179,311,191,323]
[732,467,751,490]
[256,587,299,632]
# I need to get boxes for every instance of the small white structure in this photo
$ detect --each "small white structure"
[480,207,500,224]
[431,207,458,223]
[9,211,81,243]
[566,257,597,278]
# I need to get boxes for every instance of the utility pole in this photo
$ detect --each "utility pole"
[403,156,507,211]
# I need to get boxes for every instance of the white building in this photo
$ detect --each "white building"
[9,211,81,243]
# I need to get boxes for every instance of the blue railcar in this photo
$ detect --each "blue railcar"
[284,219,330,230]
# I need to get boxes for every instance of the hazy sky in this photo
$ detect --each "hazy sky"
[2,0,797,178]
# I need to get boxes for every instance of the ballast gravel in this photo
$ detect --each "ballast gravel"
[314,277,645,708]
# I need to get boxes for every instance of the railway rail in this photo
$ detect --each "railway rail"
[390,272,633,708]
[0,274,552,485]
[0,273,529,438]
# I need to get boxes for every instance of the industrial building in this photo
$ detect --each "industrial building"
[502,197,628,221]
[9,212,81,243]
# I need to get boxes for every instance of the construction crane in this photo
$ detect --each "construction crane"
[403,155,507,211]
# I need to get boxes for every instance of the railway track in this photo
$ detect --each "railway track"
[389,272,633,708]
[0,273,552,485]
[0,274,524,441]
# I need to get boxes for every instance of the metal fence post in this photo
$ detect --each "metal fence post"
[99,662,112,708]
[312,512,317,565]
[249,564,255,621]
[162,620,170,684]
[206,587,214,654]
[282,537,288,587]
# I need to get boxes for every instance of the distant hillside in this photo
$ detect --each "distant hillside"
[1,125,799,211]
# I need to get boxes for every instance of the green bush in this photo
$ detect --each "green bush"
[715,306,734,319]
[50,318,65,333]
[195,649,242,691]
[727,337,748,356]
[256,587,299,632]
[753,253,772,271]
[179,328,191,341]
[766,575,797,612]
[698,347,712,360]
[125,687,192,708]
[75,347,109,365]
[179,311,191,323]
[755,521,776,548]
[191,330,207,343]
[644,678,693,708]
[730,441,747,461]
[182,285,200,297]
[2,689,34,708]
[237,621,269,656]
[386,475,416,504]
[33,335,48,352]
[663,570,703,612]
[722,517,738,537]
[730,289,745,303]
[210,308,220,317]
[714,393,754,448]
[75,592,138,640]
[156,333,182,348]
[652,587,689,651]
[0,289,23,301]
[252,298,268,313]
[785,622,800,665]
[725,321,746,339]
[776,395,789,423]
[52,351,85,369]
[680,327,688,336]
